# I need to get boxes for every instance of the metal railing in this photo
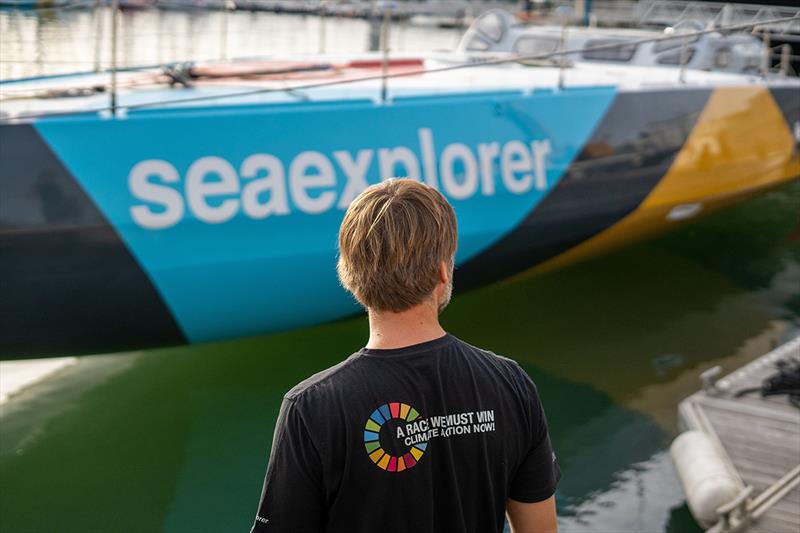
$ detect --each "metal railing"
[637,1,800,34]
[1,10,798,121]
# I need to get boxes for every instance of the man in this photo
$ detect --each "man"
[251,179,559,533]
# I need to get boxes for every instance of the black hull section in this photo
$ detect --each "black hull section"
[0,124,187,359]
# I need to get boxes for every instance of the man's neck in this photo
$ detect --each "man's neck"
[366,303,446,350]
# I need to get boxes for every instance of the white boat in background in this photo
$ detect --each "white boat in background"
[459,9,781,76]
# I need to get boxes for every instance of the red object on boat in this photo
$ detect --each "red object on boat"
[347,59,424,69]
[191,62,333,79]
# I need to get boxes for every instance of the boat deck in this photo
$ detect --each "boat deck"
[4,53,797,121]
[678,336,800,533]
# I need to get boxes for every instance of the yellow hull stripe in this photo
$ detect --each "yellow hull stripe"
[526,86,800,276]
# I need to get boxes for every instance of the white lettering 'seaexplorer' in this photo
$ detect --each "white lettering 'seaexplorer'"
[128,128,552,230]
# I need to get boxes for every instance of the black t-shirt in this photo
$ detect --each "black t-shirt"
[251,334,560,533]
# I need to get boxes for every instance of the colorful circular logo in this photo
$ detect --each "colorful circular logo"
[364,402,427,472]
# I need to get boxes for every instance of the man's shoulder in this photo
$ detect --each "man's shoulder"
[283,352,363,403]
[452,336,526,378]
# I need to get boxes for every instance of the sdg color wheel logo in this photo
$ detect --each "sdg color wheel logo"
[364,402,428,472]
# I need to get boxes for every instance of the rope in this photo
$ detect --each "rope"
[2,13,798,121]
[735,357,800,409]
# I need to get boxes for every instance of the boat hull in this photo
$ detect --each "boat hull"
[1,85,798,359]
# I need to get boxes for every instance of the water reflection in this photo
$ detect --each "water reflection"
[0,9,463,80]
[1,181,797,531]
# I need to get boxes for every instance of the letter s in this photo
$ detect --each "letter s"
[129,160,184,229]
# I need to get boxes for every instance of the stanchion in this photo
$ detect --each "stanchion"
[110,0,119,116]
[381,4,391,102]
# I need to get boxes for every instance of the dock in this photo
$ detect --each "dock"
[0,357,77,405]
[674,336,800,533]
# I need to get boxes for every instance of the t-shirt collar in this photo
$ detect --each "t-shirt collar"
[360,333,454,357]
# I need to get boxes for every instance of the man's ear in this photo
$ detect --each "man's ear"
[438,261,449,285]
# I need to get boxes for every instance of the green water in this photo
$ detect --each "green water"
[2,182,799,533]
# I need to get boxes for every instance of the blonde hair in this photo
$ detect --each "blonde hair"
[337,179,458,312]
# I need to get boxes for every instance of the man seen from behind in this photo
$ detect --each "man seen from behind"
[251,178,560,533]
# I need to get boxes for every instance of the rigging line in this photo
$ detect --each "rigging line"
[0,54,292,87]
[4,13,799,122]
[0,54,310,87]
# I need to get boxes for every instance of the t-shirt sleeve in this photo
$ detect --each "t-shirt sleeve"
[508,365,561,503]
[250,396,326,533]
